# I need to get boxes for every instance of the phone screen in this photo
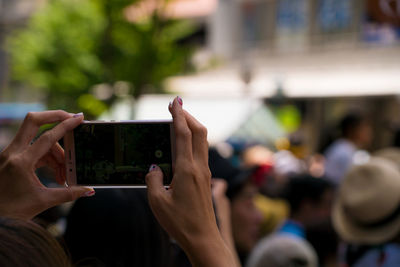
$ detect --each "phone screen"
[73,122,173,186]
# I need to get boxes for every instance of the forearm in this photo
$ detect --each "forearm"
[218,211,236,252]
[216,209,241,266]
[181,228,238,267]
[219,220,241,267]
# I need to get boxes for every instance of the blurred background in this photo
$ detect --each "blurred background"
[0,0,400,154]
[2,2,400,266]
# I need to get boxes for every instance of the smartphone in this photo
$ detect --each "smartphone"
[64,120,175,188]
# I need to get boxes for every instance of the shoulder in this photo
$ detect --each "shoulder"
[325,140,356,161]
[352,244,400,267]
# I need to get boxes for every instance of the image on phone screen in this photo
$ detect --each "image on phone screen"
[72,122,173,186]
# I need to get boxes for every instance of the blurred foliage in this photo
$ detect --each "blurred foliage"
[275,105,301,133]
[7,0,195,118]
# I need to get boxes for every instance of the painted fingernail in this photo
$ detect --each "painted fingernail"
[177,96,183,106]
[73,112,84,118]
[82,189,95,197]
[149,164,158,172]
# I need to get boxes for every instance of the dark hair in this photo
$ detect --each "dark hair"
[0,216,71,267]
[340,113,366,138]
[208,148,256,199]
[283,175,335,215]
[64,189,172,267]
[306,219,339,266]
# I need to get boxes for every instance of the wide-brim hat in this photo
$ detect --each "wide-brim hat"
[374,147,400,170]
[332,157,400,245]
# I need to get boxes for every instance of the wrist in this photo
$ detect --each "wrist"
[180,226,237,267]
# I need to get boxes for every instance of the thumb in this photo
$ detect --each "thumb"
[45,186,95,207]
[146,164,166,200]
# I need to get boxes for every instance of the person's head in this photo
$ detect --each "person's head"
[241,145,274,167]
[306,219,339,267]
[333,157,400,245]
[208,148,262,256]
[64,189,172,267]
[340,113,372,148]
[284,175,335,227]
[230,180,263,255]
[246,234,318,267]
[0,216,71,267]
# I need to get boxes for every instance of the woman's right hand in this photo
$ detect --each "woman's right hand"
[0,110,94,220]
[145,97,237,267]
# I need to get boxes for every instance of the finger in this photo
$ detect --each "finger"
[26,114,84,162]
[146,164,167,201]
[53,161,66,185]
[183,110,208,163]
[50,143,65,165]
[13,110,72,148]
[60,161,67,185]
[168,97,193,163]
[45,186,95,207]
[49,143,66,184]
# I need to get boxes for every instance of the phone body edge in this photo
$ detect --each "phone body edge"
[65,119,175,188]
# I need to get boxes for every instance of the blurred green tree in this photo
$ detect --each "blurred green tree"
[7,0,194,118]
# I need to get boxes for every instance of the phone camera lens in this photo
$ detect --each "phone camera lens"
[155,150,163,158]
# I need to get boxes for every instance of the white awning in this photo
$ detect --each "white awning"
[133,95,283,144]
[165,47,400,98]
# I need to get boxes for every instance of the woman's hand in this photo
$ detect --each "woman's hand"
[0,110,95,220]
[145,97,237,267]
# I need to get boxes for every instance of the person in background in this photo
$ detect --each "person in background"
[241,145,275,168]
[241,144,289,237]
[212,178,242,267]
[333,158,400,267]
[306,216,339,267]
[0,97,237,267]
[249,174,334,266]
[209,148,263,264]
[246,233,318,267]
[64,189,172,267]
[324,113,372,184]
[0,216,71,267]
[279,175,335,241]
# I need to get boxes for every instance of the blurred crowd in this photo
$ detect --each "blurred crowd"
[206,111,400,267]
[0,109,400,267]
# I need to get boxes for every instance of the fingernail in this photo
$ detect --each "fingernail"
[73,112,84,118]
[149,164,158,172]
[82,189,95,197]
[177,96,183,106]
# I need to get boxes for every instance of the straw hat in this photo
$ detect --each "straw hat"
[332,157,400,244]
[374,147,400,170]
